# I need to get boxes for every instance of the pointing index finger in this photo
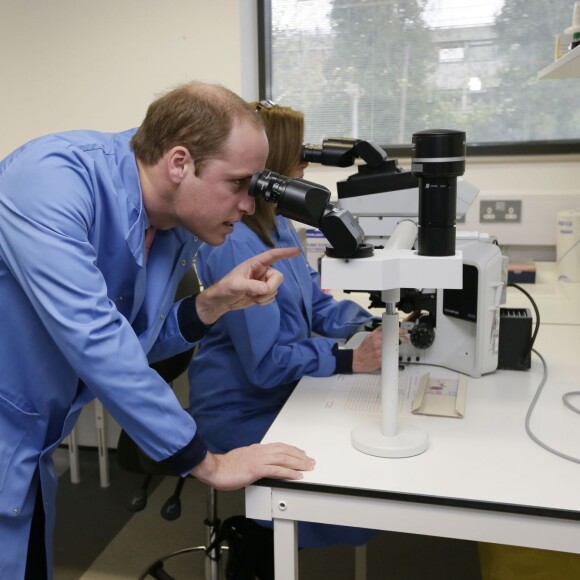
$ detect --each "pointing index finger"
[257,246,301,268]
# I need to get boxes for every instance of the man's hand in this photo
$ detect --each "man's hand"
[190,443,316,491]
[195,247,301,325]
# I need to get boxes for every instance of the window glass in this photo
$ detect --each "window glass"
[264,0,580,148]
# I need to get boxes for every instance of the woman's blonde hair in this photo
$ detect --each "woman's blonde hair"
[244,102,304,247]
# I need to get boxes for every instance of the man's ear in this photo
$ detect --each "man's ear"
[167,146,192,183]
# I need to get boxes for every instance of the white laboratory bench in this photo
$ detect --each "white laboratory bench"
[245,262,580,579]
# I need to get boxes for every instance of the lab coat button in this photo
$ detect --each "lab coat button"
[181,259,187,267]
[12,507,20,516]
[160,313,165,320]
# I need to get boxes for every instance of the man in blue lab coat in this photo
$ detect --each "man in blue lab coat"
[0,81,314,579]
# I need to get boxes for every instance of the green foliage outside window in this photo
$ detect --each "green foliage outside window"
[262,0,580,150]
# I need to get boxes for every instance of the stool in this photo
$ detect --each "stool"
[136,483,225,580]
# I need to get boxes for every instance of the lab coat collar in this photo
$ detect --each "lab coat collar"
[112,130,150,266]
[111,130,194,266]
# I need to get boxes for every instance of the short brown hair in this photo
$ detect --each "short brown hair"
[132,82,263,175]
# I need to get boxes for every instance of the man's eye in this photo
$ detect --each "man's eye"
[233,178,249,189]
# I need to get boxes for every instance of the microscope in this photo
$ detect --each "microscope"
[250,129,475,458]
[301,132,506,379]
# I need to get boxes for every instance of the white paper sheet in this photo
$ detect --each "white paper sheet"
[323,372,422,417]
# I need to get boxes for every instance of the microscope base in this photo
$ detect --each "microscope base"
[351,420,429,458]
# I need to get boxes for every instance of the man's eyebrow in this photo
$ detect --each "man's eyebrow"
[229,173,253,181]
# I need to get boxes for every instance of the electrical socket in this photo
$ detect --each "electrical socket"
[480,199,522,223]
[459,190,580,247]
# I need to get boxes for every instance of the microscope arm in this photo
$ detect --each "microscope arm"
[321,221,463,458]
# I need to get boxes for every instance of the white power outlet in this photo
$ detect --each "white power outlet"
[459,190,580,246]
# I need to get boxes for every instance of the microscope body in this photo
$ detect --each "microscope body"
[398,235,506,378]
[318,132,506,378]
[252,131,506,380]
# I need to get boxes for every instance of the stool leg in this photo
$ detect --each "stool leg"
[67,427,81,484]
[205,487,222,580]
[355,544,367,580]
[94,400,110,488]
[137,485,224,580]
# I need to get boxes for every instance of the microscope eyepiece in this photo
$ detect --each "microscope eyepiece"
[411,129,466,257]
[249,169,368,259]
[249,170,331,227]
[249,170,288,204]
[301,139,358,167]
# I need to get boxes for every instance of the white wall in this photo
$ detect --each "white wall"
[304,157,580,198]
[1,0,579,256]
[0,0,260,448]
[305,155,580,259]
[0,0,259,157]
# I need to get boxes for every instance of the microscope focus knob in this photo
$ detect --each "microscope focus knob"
[409,323,435,349]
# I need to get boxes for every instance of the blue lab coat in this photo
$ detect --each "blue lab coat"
[189,216,378,548]
[0,130,206,578]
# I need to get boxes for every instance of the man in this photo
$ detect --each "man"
[0,81,314,579]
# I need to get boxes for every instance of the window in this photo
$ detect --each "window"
[259,0,580,154]
[439,47,465,62]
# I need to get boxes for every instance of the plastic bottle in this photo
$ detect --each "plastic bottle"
[565,1,580,50]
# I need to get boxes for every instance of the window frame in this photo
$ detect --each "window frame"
[257,0,580,158]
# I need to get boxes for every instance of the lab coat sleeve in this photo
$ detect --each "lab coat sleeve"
[146,293,208,364]
[175,293,214,343]
[0,146,202,469]
[308,264,374,338]
[199,238,366,388]
[285,222,374,339]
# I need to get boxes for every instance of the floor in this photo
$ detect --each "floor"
[53,447,483,579]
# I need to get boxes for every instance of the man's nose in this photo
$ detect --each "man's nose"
[240,192,255,216]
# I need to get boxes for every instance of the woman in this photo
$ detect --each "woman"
[188,101,384,577]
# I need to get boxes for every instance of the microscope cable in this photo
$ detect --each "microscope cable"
[525,349,580,465]
[509,282,580,464]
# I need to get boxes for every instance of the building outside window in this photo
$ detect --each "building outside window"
[260,0,580,153]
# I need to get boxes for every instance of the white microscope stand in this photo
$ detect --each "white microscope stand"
[321,223,463,458]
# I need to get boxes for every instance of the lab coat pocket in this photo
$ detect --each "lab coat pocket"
[0,393,40,497]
